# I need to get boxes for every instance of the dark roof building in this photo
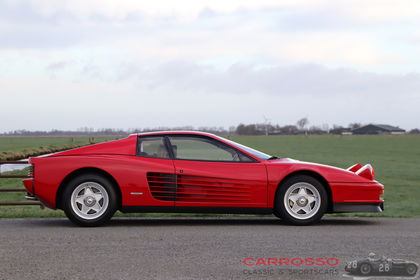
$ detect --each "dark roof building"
[352,124,406,135]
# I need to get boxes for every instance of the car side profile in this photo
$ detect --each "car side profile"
[23,131,384,226]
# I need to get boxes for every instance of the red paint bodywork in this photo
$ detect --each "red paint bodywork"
[23,131,384,211]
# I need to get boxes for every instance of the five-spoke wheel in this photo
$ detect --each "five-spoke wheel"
[71,182,109,220]
[62,174,117,227]
[275,175,327,225]
[284,182,321,220]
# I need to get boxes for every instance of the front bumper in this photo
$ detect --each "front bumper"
[333,202,384,213]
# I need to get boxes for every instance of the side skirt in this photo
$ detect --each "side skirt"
[120,206,274,215]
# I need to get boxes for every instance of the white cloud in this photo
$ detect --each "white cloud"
[1,0,420,131]
[1,0,414,70]
[277,33,403,67]
[1,61,419,131]
[2,0,294,21]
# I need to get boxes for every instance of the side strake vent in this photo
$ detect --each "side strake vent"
[147,173,177,201]
[147,173,252,202]
[177,175,251,202]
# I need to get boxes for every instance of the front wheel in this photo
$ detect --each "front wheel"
[62,174,117,227]
[406,264,418,276]
[275,175,327,225]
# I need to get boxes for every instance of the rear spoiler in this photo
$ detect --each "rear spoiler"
[347,163,375,180]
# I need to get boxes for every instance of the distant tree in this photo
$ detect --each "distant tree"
[269,125,299,135]
[321,123,330,134]
[237,124,253,135]
[308,126,326,135]
[236,124,264,135]
[349,123,362,130]
[282,125,299,134]
[409,128,420,134]
[296,118,309,130]
[330,125,345,135]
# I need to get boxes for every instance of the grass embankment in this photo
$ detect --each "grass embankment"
[1,135,419,218]
[0,136,121,161]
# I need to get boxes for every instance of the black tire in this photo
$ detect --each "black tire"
[359,263,372,275]
[272,211,281,219]
[62,173,117,227]
[275,175,328,225]
[406,264,418,276]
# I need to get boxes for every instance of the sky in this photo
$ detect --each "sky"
[1,0,420,132]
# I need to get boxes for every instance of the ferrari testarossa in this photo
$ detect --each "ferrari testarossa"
[23,131,384,226]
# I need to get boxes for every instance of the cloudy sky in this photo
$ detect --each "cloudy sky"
[1,0,420,132]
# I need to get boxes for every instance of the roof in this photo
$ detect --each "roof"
[352,124,405,132]
[372,124,405,131]
[131,131,217,137]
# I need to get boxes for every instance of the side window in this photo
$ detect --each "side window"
[168,136,253,162]
[137,137,170,159]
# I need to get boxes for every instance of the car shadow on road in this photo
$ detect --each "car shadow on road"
[103,217,381,227]
[23,216,382,228]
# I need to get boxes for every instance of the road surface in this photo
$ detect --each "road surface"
[0,217,419,279]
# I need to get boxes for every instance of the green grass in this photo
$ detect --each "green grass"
[0,136,122,160]
[1,135,419,218]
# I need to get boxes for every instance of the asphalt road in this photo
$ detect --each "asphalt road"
[0,217,419,280]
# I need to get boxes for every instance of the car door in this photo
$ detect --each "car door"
[129,135,176,207]
[168,135,268,208]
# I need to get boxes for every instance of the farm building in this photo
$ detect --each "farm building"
[352,124,406,135]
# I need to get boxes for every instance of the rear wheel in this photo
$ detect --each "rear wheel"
[62,174,117,227]
[275,175,327,225]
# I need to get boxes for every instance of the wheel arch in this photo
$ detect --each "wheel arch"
[274,170,333,213]
[56,167,122,210]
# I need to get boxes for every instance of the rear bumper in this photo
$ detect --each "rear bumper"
[333,202,384,213]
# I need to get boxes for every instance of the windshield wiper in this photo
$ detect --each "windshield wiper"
[267,156,279,160]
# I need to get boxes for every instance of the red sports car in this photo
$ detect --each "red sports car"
[23,131,384,226]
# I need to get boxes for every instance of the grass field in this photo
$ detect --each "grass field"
[1,135,419,218]
[0,136,122,160]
